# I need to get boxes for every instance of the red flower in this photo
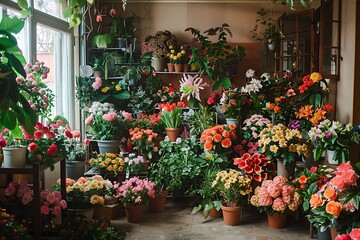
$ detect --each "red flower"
[47,144,58,156]
[46,131,56,139]
[28,142,38,152]
[109,8,116,16]
[34,130,43,140]
[64,129,73,139]
[96,15,103,22]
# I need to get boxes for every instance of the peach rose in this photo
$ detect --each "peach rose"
[336,162,353,173]
[325,200,342,218]
[341,170,358,186]
[310,194,324,208]
[330,176,347,192]
[323,187,338,200]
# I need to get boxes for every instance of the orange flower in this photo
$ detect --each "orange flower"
[296,105,313,120]
[324,187,338,200]
[322,104,334,112]
[298,175,308,184]
[221,138,232,148]
[222,130,230,138]
[228,123,236,130]
[206,136,214,142]
[213,134,222,143]
[275,97,284,103]
[200,135,207,143]
[310,194,324,208]
[204,141,213,151]
[268,103,275,110]
[310,109,326,125]
[274,106,281,113]
[325,201,342,218]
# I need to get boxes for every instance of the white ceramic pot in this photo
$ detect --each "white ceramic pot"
[326,150,338,165]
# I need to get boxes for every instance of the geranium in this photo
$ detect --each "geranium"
[129,127,158,160]
[250,176,302,216]
[0,180,33,205]
[0,208,32,239]
[54,175,113,206]
[258,123,308,167]
[242,114,271,140]
[124,153,148,174]
[179,74,208,107]
[114,177,156,206]
[85,102,132,141]
[16,61,54,119]
[233,153,272,182]
[22,121,66,171]
[219,89,249,119]
[293,165,333,212]
[206,92,221,108]
[211,169,252,207]
[308,162,360,233]
[200,124,237,156]
[159,101,186,129]
[89,153,125,175]
[308,119,360,163]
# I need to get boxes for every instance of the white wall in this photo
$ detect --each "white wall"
[337,0,356,123]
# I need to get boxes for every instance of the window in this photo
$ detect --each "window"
[0,0,75,127]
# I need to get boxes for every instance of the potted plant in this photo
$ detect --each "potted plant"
[185,23,246,90]
[250,175,302,228]
[0,129,27,168]
[91,55,107,78]
[110,12,140,48]
[158,101,186,142]
[211,169,252,226]
[184,106,216,138]
[129,127,158,161]
[219,89,250,125]
[251,8,284,51]
[89,153,126,178]
[113,177,156,223]
[93,33,113,48]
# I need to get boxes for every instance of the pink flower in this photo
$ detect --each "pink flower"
[342,201,356,212]
[286,89,296,97]
[336,162,353,173]
[335,234,352,240]
[0,138,7,148]
[47,143,58,156]
[349,228,360,240]
[72,130,81,138]
[52,205,62,216]
[272,197,286,212]
[330,176,347,191]
[96,14,103,22]
[34,130,44,139]
[46,192,56,204]
[32,65,40,72]
[32,81,38,87]
[110,8,116,16]
[5,186,16,196]
[41,205,50,215]
[27,142,38,152]
[92,81,102,89]
[46,131,56,139]
[267,184,281,198]
[122,111,133,121]
[84,139,91,146]
[85,114,94,125]
[16,77,24,83]
[43,96,49,103]
[60,199,67,209]
[341,170,358,186]
[39,88,46,94]
[22,192,33,205]
[102,112,118,122]
[64,129,73,139]
[310,166,318,173]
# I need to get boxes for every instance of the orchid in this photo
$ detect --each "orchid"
[241,78,263,94]
[179,74,208,102]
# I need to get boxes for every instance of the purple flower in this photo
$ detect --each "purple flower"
[288,120,300,129]
[325,130,333,139]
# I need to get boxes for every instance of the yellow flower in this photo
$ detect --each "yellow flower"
[269,145,279,153]
[173,56,178,60]
[115,85,121,91]
[288,144,297,152]
[279,138,287,148]
[181,50,186,55]
[177,52,182,58]
[90,194,100,204]
[272,135,280,142]
[84,186,90,192]
[224,182,230,189]
[101,87,110,93]
[169,45,173,49]
[170,49,175,53]
[310,72,322,82]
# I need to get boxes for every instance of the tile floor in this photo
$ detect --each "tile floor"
[111,199,313,240]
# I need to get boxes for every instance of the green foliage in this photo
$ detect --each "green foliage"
[160,105,183,129]
[75,76,97,107]
[0,16,37,136]
[110,12,140,39]
[94,34,113,48]
[184,107,216,138]
[185,23,245,91]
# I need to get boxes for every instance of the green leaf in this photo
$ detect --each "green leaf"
[17,0,28,9]
[113,91,131,100]
[87,0,95,4]
[63,6,73,18]
[20,9,31,18]
[191,205,202,214]
[1,109,17,130]
[69,15,81,28]
[0,16,25,34]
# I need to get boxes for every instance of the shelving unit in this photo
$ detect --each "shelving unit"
[0,157,66,240]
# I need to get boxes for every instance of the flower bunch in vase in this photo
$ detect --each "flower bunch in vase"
[211,169,252,207]
[63,127,88,162]
[308,119,360,163]
[88,153,125,175]
[85,102,132,141]
[54,175,113,207]
[250,176,302,216]
[308,162,360,234]
[129,127,158,160]
[114,177,156,206]
[258,123,308,167]
[200,124,237,156]
[233,153,272,183]
[297,72,329,108]
[23,121,66,171]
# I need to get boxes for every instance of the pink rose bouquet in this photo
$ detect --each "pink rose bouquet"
[114,177,156,206]
[0,180,33,205]
[308,162,360,234]
[250,175,302,216]
[40,189,67,231]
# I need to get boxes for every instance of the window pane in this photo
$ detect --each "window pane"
[34,0,64,19]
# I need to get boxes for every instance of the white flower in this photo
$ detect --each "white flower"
[175,138,182,144]
[245,69,256,78]
[241,78,263,94]
[260,73,271,83]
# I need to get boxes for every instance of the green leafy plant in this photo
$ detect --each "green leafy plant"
[185,23,246,91]
[0,16,37,137]
[110,12,140,40]
[159,102,186,129]
[184,107,216,138]
[94,33,113,48]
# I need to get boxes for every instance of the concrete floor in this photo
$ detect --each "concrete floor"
[111,200,313,240]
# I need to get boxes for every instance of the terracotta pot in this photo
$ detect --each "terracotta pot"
[330,225,338,240]
[124,204,145,223]
[167,63,175,72]
[220,203,243,226]
[267,212,287,229]
[165,128,181,142]
[149,191,168,213]
[183,63,190,72]
[174,63,182,72]
[209,207,223,218]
